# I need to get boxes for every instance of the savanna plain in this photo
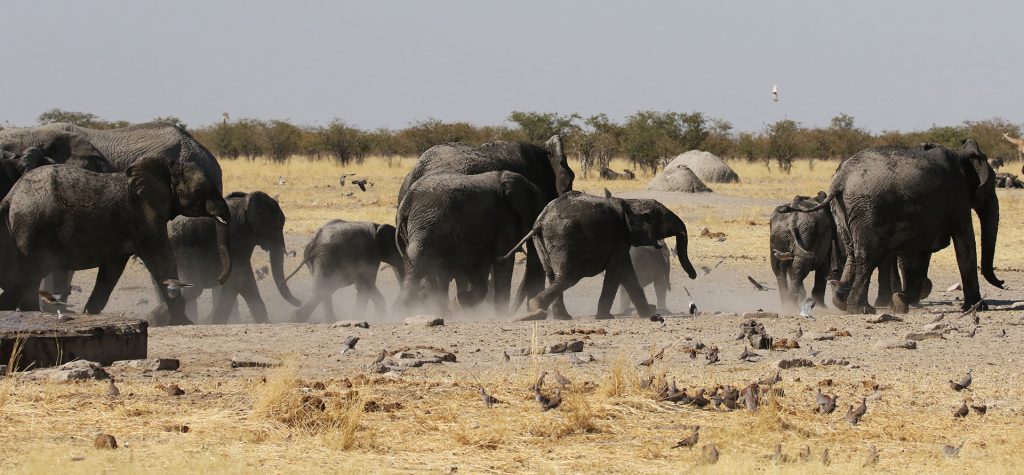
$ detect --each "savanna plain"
[3,157,1024,473]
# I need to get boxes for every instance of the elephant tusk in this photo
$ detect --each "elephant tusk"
[216,216,228,225]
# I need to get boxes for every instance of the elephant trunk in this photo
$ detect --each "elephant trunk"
[979,197,1003,288]
[675,230,697,279]
[270,242,302,307]
[207,199,233,284]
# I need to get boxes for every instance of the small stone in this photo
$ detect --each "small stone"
[230,355,281,368]
[331,320,370,329]
[904,331,945,341]
[111,358,180,372]
[404,315,444,327]
[94,433,117,449]
[742,311,779,319]
[865,314,902,324]
[49,360,109,381]
[566,340,585,352]
[875,339,917,350]
[819,359,850,366]
[774,358,815,369]
[165,384,185,396]
[547,342,567,354]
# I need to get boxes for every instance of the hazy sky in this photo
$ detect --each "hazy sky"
[2,1,1021,132]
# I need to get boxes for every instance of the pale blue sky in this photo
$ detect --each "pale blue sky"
[2,1,1021,132]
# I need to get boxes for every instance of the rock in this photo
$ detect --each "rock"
[742,312,779,319]
[547,342,567,354]
[875,339,917,350]
[804,332,835,341]
[111,358,179,372]
[920,322,949,332]
[904,331,945,341]
[772,338,800,350]
[93,433,117,449]
[230,355,281,368]
[510,348,532,356]
[647,164,713,193]
[165,384,185,396]
[404,315,444,327]
[566,340,585,353]
[865,314,902,324]
[819,359,850,366]
[774,358,815,369]
[42,360,109,381]
[662,150,740,183]
[0,312,147,370]
[331,320,370,329]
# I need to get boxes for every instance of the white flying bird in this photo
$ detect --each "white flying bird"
[771,84,779,102]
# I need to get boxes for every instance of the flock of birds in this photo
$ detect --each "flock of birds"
[278,173,373,194]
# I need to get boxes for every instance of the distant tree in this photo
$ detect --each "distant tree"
[37,108,101,127]
[700,118,735,158]
[963,117,1021,160]
[261,120,302,163]
[151,116,187,130]
[572,113,622,178]
[318,120,370,164]
[827,113,871,159]
[506,111,581,144]
[919,125,968,148]
[620,111,708,173]
[765,119,801,173]
[395,118,480,155]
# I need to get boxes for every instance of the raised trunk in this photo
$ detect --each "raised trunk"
[979,198,1003,288]
[270,243,302,306]
[674,230,697,279]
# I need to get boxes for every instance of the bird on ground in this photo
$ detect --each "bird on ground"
[966,327,977,338]
[688,348,697,360]
[743,384,759,411]
[351,178,370,191]
[162,279,194,298]
[739,346,760,361]
[683,286,697,316]
[748,276,769,291]
[106,378,120,398]
[690,389,710,408]
[568,352,585,366]
[701,259,725,275]
[800,298,816,319]
[949,369,972,391]
[808,345,821,357]
[480,386,501,408]
[960,299,984,319]
[705,347,720,365]
[532,372,547,391]
[821,448,830,466]
[639,374,654,389]
[758,371,781,385]
[277,175,286,185]
[795,324,804,338]
[254,265,270,281]
[503,350,510,362]
[863,444,879,467]
[372,349,386,365]
[971,404,987,415]
[553,370,571,387]
[341,336,360,355]
[672,426,700,449]
[999,329,1007,337]
[536,388,561,411]
[846,398,867,425]
[816,389,837,414]
[702,443,719,464]
[954,400,969,418]
[772,249,793,261]
[930,313,946,324]
[771,84,779,102]
[649,314,665,324]
[942,442,964,459]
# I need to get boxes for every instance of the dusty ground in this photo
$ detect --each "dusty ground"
[2,157,1024,473]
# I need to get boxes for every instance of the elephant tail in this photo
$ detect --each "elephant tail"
[284,256,310,283]
[502,228,538,261]
[788,215,817,261]
[775,193,833,214]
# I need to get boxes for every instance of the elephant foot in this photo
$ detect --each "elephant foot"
[516,309,548,321]
[873,296,893,308]
[638,304,658,319]
[961,299,988,312]
[594,313,615,320]
[919,278,933,300]
[891,293,910,314]
[552,312,574,320]
[618,307,634,315]
[167,316,195,326]
[848,303,876,315]
[657,307,672,315]
[831,294,848,311]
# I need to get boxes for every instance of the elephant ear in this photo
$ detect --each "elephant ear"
[612,199,658,247]
[373,223,401,268]
[126,156,173,204]
[544,135,575,195]
[961,139,991,188]
[18,147,55,171]
[500,172,544,232]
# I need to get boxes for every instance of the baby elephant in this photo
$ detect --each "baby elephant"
[150,191,302,324]
[617,241,671,315]
[288,220,403,322]
[770,192,833,310]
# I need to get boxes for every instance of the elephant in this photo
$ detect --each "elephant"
[615,241,671,315]
[0,157,223,324]
[397,171,549,316]
[147,191,301,325]
[14,122,233,300]
[781,140,1001,314]
[874,253,933,313]
[287,220,404,322]
[398,136,575,305]
[0,147,56,198]
[507,191,697,320]
[769,192,834,310]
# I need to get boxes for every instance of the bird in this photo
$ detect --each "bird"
[821,448,830,466]
[688,349,697,360]
[536,387,561,411]
[341,336,360,355]
[702,443,719,464]
[338,173,355,186]
[649,314,665,324]
[568,352,585,366]
[970,404,987,415]
[929,313,946,324]
[688,301,698,316]
[954,400,969,418]
[372,349,386,365]
[739,346,760,361]
[277,175,286,185]
[743,384,759,411]
[960,299,984,319]
[846,397,867,425]
[758,371,781,385]
[638,355,656,367]
[999,329,1007,337]
[701,259,725,275]
[795,324,804,338]
[38,290,70,309]
[672,426,700,449]
[800,298,816,319]
[351,178,369,191]
[162,279,194,298]
[808,345,821,357]
[798,445,811,463]
[165,384,185,396]
[503,350,510,363]
[532,372,547,391]
[816,389,838,414]
[966,326,977,338]
[479,386,501,408]
[690,388,710,408]
[863,444,879,467]
[705,347,720,365]
[771,84,779,102]
[942,442,964,459]
[748,276,768,291]
[254,265,270,281]
[949,369,972,391]
[106,378,120,398]
[553,370,571,387]
[639,374,654,389]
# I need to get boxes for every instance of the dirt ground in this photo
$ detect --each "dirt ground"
[2,158,1024,473]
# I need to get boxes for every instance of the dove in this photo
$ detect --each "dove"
[863,444,878,467]
[553,370,571,387]
[743,384,759,411]
[795,324,804,338]
[688,348,697,360]
[338,173,354,186]
[816,389,838,414]
[568,352,585,366]
[807,345,821,357]
[702,443,719,464]
[162,279,194,298]
[532,371,547,391]
[758,371,781,385]
[341,335,360,355]
[639,374,654,389]
[748,276,768,291]
[536,388,561,411]
[372,349,386,365]
[942,442,964,458]
[800,298,815,319]
[38,291,71,309]
[929,313,946,324]
[649,314,665,324]
[351,178,369,191]
[705,347,720,365]
[798,445,811,463]
[821,448,830,466]
[739,346,760,361]
[480,386,501,408]
[672,426,700,449]
[772,249,794,261]
[690,388,710,408]
[277,175,286,185]
[960,299,984,319]
[970,404,987,415]
[503,350,510,363]
[954,400,969,418]
[949,369,972,391]
[771,84,779,102]
[846,398,867,425]
[106,377,120,398]
[662,387,692,404]
[689,301,697,316]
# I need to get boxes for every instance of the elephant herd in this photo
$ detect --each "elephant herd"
[0,121,1005,324]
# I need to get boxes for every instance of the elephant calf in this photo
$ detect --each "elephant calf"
[149,191,301,324]
[510,191,697,320]
[616,241,671,315]
[770,192,834,310]
[288,220,403,322]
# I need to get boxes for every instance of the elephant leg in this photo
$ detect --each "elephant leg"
[847,251,880,315]
[511,241,545,312]
[361,282,387,317]
[353,286,370,319]
[434,273,453,316]
[951,220,983,310]
[597,270,622,318]
[526,275,579,320]
[84,257,130,314]
[653,275,669,313]
[238,275,270,324]
[292,279,331,323]
[788,259,812,305]
[137,239,190,326]
[772,257,792,310]
[811,263,829,308]
[184,288,201,322]
[208,282,241,325]
[616,256,655,318]
[492,259,514,316]
[616,287,633,314]
[874,256,896,308]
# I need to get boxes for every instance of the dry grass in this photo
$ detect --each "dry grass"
[3,155,1024,472]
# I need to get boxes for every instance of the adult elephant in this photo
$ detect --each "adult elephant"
[783,140,1001,314]
[507,192,697,320]
[32,122,233,296]
[149,191,300,324]
[0,127,106,165]
[397,171,549,316]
